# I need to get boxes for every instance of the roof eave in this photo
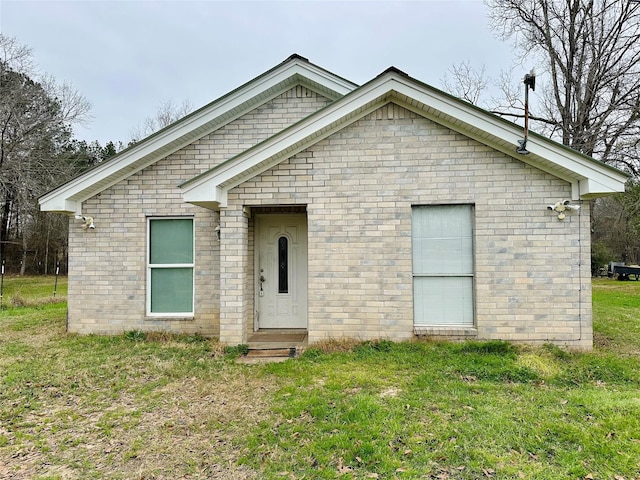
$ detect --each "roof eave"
[180,70,628,207]
[384,80,629,198]
[182,184,226,210]
[39,55,358,213]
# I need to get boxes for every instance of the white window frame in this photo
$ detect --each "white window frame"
[146,216,195,317]
[412,204,475,327]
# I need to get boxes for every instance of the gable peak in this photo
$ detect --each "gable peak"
[283,53,310,63]
[378,66,410,78]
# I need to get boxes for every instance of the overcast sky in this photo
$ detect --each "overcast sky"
[1,0,523,145]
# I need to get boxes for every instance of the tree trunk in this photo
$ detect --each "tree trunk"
[44,222,50,275]
[0,193,11,261]
[20,232,26,276]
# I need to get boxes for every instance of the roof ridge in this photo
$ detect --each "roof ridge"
[377,66,409,77]
[284,53,309,63]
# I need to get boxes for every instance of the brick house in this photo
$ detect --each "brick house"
[40,55,628,350]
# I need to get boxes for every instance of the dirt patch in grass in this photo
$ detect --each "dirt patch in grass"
[1,307,276,479]
[306,337,363,354]
[6,293,67,308]
[4,369,272,479]
[594,330,616,349]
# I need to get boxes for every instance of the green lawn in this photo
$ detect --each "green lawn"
[0,274,66,307]
[1,277,639,479]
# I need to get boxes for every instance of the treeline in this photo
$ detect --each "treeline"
[2,139,123,276]
[592,181,640,272]
[0,34,194,276]
[4,13,640,277]
[0,35,122,275]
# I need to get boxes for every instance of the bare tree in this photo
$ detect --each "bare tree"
[0,34,91,273]
[41,74,92,127]
[0,35,34,76]
[439,2,640,265]
[129,99,194,143]
[485,0,640,172]
[441,61,490,105]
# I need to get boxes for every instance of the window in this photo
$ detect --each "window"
[278,236,289,294]
[147,218,194,316]
[412,205,474,326]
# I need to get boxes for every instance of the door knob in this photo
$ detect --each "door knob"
[260,275,265,283]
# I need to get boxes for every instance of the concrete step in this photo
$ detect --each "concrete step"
[236,355,291,364]
[246,347,295,358]
[237,348,296,364]
[240,331,307,363]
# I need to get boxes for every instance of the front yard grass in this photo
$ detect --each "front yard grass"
[0,277,639,479]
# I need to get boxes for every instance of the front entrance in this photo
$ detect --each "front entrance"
[255,214,308,329]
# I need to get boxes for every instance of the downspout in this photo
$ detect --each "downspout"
[577,181,583,343]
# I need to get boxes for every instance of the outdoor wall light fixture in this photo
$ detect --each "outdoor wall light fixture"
[74,214,95,229]
[214,225,220,240]
[547,200,580,220]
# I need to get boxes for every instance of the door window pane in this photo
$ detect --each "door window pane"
[278,236,288,294]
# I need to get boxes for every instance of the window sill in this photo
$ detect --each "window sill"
[414,326,478,338]
[145,316,195,321]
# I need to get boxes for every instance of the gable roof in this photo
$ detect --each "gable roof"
[41,57,629,215]
[180,67,629,210]
[39,54,357,214]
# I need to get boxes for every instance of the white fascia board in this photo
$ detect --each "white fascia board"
[39,136,185,213]
[40,57,357,214]
[37,196,82,216]
[382,87,590,198]
[390,77,628,197]
[392,77,524,142]
[39,117,230,213]
[216,59,354,109]
[181,80,394,205]
[517,136,627,197]
[182,185,227,209]
[41,75,290,210]
[579,177,627,198]
[182,70,627,208]
[226,61,352,102]
[287,61,356,96]
[390,96,582,191]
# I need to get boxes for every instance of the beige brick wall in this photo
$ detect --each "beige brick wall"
[229,103,592,349]
[68,94,592,350]
[219,206,250,341]
[67,87,331,336]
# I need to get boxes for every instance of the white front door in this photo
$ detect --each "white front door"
[255,214,308,329]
